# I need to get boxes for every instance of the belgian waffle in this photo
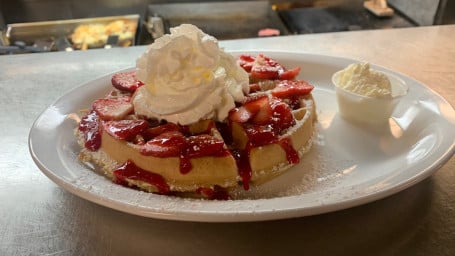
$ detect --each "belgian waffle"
[75,54,317,199]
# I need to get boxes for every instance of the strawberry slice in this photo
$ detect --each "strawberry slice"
[111,71,144,92]
[238,54,255,72]
[270,98,295,131]
[92,97,133,121]
[245,125,277,146]
[271,80,314,99]
[250,54,283,80]
[229,95,268,123]
[140,131,186,157]
[242,54,301,81]
[278,67,301,80]
[103,119,148,140]
[251,65,280,80]
[142,123,181,141]
[252,98,273,125]
[229,107,253,123]
[78,110,102,151]
[186,134,225,157]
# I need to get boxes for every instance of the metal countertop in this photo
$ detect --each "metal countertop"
[1,25,454,255]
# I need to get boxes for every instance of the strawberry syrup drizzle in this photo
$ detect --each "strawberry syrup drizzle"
[230,148,252,190]
[234,139,299,191]
[278,137,300,164]
[196,185,231,200]
[179,155,192,174]
[113,160,170,194]
[78,110,102,151]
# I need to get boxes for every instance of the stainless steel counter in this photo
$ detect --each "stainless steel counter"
[1,25,454,255]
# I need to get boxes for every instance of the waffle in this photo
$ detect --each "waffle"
[76,54,317,199]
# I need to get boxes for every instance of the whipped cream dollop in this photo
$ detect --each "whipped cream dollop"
[333,62,408,125]
[335,62,392,98]
[133,24,249,125]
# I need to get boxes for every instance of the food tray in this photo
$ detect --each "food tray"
[5,14,139,50]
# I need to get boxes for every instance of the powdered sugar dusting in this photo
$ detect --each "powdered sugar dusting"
[229,124,354,199]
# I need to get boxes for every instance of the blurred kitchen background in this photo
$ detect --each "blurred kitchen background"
[0,0,454,54]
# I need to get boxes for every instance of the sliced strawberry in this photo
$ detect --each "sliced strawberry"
[111,71,144,92]
[78,110,102,151]
[239,54,256,62]
[229,95,268,123]
[245,125,277,146]
[270,98,295,131]
[252,98,273,125]
[186,134,225,157]
[251,65,280,80]
[229,107,253,123]
[142,123,181,141]
[279,67,301,80]
[271,80,314,99]
[238,55,255,72]
[103,119,148,140]
[140,131,186,157]
[92,97,133,121]
[250,54,283,80]
[258,54,281,68]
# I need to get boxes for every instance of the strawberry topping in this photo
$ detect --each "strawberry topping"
[111,71,144,92]
[92,97,133,121]
[270,98,295,132]
[229,95,269,124]
[196,185,231,200]
[103,119,148,140]
[186,134,226,158]
[141,131,187,158]
[142,123,182,141]
[239,54,301,80]
[237,54,255,72]
[271,80,314,99]
[78,110,102,151]
[113,160,170,194]
[140,131,227,174]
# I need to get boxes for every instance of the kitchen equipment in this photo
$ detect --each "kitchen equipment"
[142,1,288,43]
[2,14,139,53]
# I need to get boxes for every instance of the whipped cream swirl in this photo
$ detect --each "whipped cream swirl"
[133,24,249,125]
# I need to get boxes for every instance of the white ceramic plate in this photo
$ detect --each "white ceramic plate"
[29,51,455,222]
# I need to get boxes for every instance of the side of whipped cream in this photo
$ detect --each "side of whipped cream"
[133,24,249,125]
[335,62,392,98]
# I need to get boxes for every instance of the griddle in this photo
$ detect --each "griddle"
[144,1,288,42]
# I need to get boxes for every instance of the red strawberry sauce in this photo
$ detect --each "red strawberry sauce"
[78,110,102,151]
[113,160,170,194]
